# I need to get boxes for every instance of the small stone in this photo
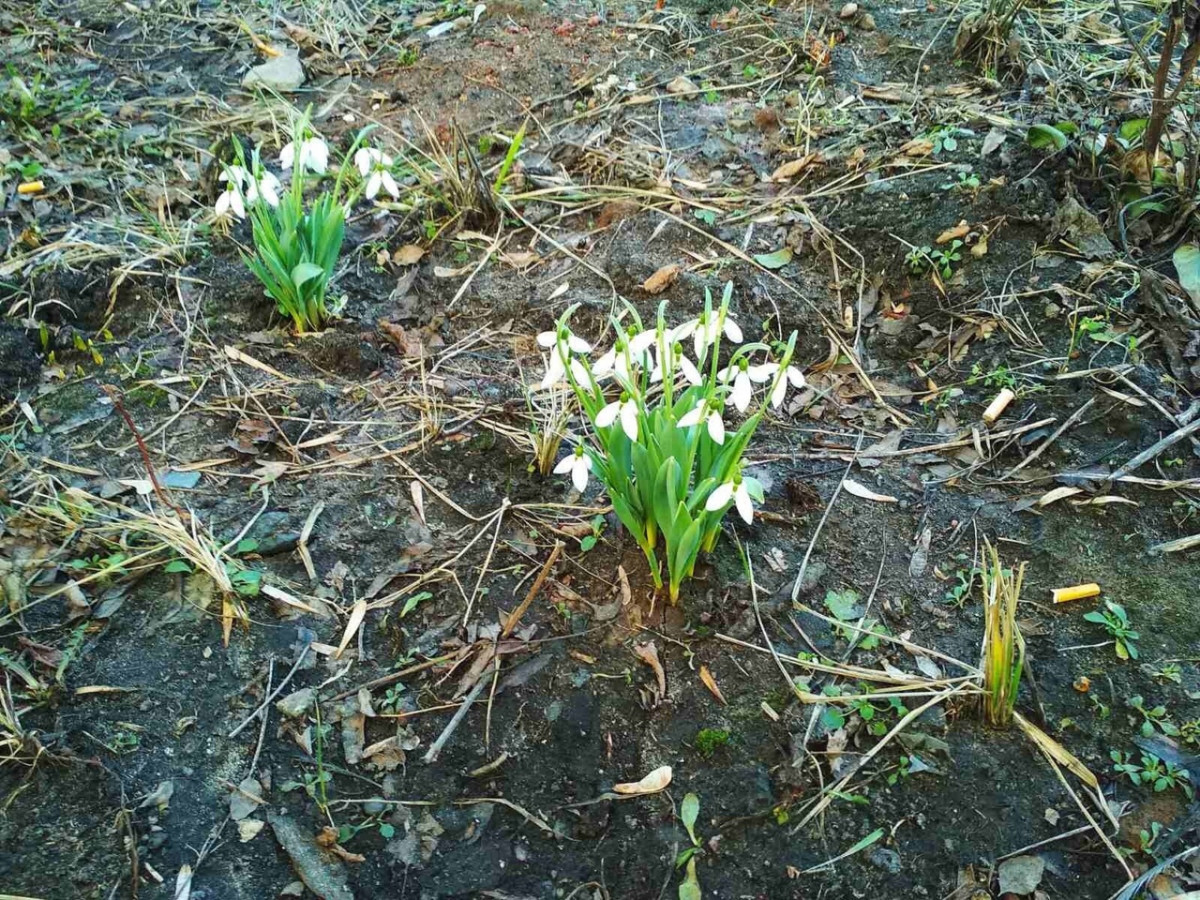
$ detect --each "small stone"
[276,687,316,718]
[869,847,902,874]
[1043,302,1062,319]
[363,799,387,815]
[839,2,858,17]
[279,883,305,898]
[242,53,306,92]
[998,855,1046,895]
[666,76,699,96]
[858,12,876,29]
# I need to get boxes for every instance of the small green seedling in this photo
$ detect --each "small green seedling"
[930,240,963,279]
[906,245,933,275]
[677,792,703,900]
[1084,600,1140,660]
[1126,695,1179,738]
[887,754,913,786]
[1111,750,1194,798]
[944,565,980,607]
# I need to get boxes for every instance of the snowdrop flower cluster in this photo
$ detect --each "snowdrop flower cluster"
[213,112,406,333]
[535,283,801,603]
[214,164,282,220]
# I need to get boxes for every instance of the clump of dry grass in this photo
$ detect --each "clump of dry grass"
[979,541,1025,727]
[954,0,1029,75]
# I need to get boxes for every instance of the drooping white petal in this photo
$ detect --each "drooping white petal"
[537,330,558,348]
[279,142,296,170]
[380,171,400,199]
[257,172,281,207]
[677,403,704,428]
[365,171,382,199]
[706,411,725,445]
[734,483,755,524]
[593,347,615,376]
[595,400,620,428]
[567,334,592,354]
[786,365,806,388]
[730,371,752,413]
[553,454,575,475]
[354,147,373,176]
[678,355,702,386]
[619,400,639,441]
[627,331,657,355]
[539,352,565,390]
[771,377,788,408]
[571,455,591,492]
[304,138,329,174]
[215,190,232,217]
[669,319,697,343]
[723,317,743,343]
[748,363,778,383]
[705,481,734,511]
[229,190,245,219]
[569,359,595,391]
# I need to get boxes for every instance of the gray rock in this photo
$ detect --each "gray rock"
[243,53,305,92]
[998,854,1045,895]
[869,846,902,874]
[276,687,316,718]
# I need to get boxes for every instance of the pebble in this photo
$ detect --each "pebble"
[242,53,306,92]
[839,2,858,17]
[869,847,902,874]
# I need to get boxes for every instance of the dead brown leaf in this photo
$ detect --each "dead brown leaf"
[699,665,727,705]
[642,263,681,295]
[393,244,425,265]
[936,221,970,244]
[633,641,666,696]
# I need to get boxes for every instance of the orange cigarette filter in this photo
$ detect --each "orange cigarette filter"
[1052,583,1100,604]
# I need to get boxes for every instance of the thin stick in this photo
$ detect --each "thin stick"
[247,658,275,779]
[1001,398,1095,480]
[1110,416,1200,481]
[228,641,311,739]
[327,654,455,702]
[791,432,863,601]
[463,499,510,627]
[501,541,563,638]
[423,677,487,764]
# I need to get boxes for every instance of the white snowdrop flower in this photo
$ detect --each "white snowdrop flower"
[553,447,593,492]
[651,344,702,386]
[685,310,743,358]
[354,148,399,198]
[214,184,245,220]
[537,327,591,355]
[219,165,250,188]
[754,362,806,408]
[678,399,726,444]
[244,170,282,208]
[280,136,329,174]
[595,393,639,441]
[705,474,762,525]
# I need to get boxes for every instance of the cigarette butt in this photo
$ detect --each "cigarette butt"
[761,701,780,722]
[17,180,45,195]
[982,388,1016,426]
[1052,583,1100,604]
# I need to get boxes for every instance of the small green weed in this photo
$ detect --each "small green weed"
[1084,601,1140,660]
[1111,750,1194,798]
